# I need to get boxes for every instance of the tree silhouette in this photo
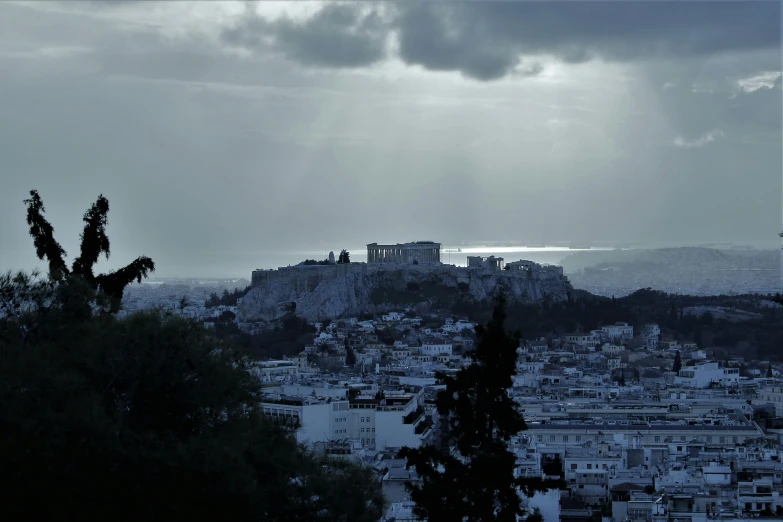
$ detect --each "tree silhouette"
[345,337,357,366]
[398,295,563,521]
[767,363,773,378]
[23,190,154,311]
[673,350,682,373]
[23,191,68,280]
[337,249,351,264]
[0,274,386,521]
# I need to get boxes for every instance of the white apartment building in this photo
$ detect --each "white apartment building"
[260,391,434,451]
[600,322,634,342]
[529,419,763,448]
[251,360,298,383]
[563,333,599,348]
[675,362,740,388]
[419,341,453,356]
[759,385,783,417]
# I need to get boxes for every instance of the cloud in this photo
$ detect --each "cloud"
[737,71,782,93]
[662,81,676,90]
[391,1,781,81]
[213,1,782,81]
[221,3,390,69]
[673,129,724,148]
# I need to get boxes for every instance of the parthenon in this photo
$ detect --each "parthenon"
[366,241,442,264]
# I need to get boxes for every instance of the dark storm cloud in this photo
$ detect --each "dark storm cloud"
[396,1,781,80]
[223,1,781,81]
[222,4,389,68]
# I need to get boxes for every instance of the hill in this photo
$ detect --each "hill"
[238,262,572,323]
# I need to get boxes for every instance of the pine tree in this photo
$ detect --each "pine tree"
[398,295,563,521]
[767,363,773,378]
[23,190,155,311]
[673,350,682,373]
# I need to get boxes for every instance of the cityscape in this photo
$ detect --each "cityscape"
[1,1,782,521]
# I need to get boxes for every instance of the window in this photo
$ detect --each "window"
[563,436,568,442]
[654,436,660,443]
[681,436,686,442]
[549,435,555,442]
[537,435,542,442]
[733,437,738,444]
[587,464,592,469]
[576,436,581,442]
[706,436,712,443]
[571,464,578,470]
[720,437,726,443]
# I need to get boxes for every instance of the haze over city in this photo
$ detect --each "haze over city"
[0,0,781,278]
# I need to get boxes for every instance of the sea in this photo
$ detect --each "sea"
[149,240,780,280]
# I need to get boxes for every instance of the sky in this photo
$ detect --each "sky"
[0,0,781,277]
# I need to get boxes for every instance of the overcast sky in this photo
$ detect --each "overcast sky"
[1,0,781,277]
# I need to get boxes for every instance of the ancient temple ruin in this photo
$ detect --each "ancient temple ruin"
[366,241,441,264]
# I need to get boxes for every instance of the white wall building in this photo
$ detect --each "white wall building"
[419,342,453,356]
[252,360,298,383]
[261,391,434,451]
[676,362,740,388]
[600,322,634,342]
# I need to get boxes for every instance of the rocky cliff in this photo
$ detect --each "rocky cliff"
[238,263,572,324]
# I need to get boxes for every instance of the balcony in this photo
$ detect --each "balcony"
[415,418,434,435]
[404,406,425,425]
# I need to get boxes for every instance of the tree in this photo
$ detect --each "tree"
[526,507,544,522]
[337,249,351,264]
[23,190,155,311]
[345,338,357,366]
[398,295,563,521]
[767,363,773,378]
[673,350,682,373]
[0,272,385,521]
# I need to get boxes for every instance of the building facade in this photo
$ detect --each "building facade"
[366,241,441,264]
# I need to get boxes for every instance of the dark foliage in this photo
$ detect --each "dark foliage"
[346,345,357,366]
[211,319,316,360]
[398,296,564,521]
[301,259,331,266]
[71,194,111,280]
[23,190,68,279]
[673,351,682,373]
[205,285,252,308]
[0,273,384,521]
[23,190,155,311]
[447,288,783,361]
[337,249,351,264]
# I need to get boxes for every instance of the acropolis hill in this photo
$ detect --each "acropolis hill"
[237,241,573,324]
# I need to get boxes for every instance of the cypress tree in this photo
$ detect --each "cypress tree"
[398,295,563,521]
[673,350,682,373]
